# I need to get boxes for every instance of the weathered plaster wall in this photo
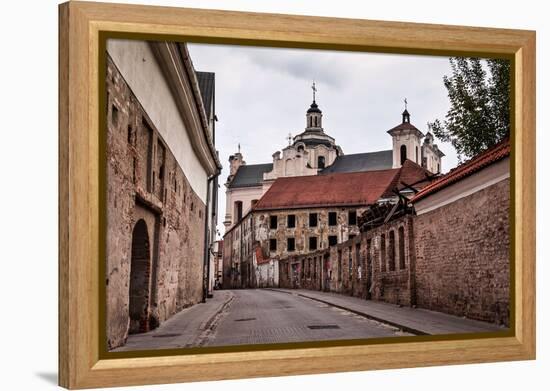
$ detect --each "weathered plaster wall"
[106,56,206,349]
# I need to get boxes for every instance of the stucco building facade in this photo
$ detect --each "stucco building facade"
[105,40,221,349]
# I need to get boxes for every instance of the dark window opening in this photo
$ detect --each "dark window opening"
[111,105,119,126]
[317,156,325,169]
[309,236,318,251]
[400,145,407,165]
[235,201,243,221]
[127,124,133,144]
[269,215,278,229]
[328,235,338,246]
[287,238,295,252]
[348,210,357,225]
[389,230,396,271]
[398,226,406,269]
[416,146,419,163]
[309,213,318,227]
[328,212,337,226]
[269,239,277,252]
[349,234,356,240]
[287,214,296,228]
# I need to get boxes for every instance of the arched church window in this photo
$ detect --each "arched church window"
[314,116,318,127]
[400,145,407,165]
[317,156,325,169]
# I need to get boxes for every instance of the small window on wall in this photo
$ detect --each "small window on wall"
[235,201,243,221]
[287,214,296,228]
[328,235,338,246]
[317,156,325,169]
[287,238,295,252]
[309,213,318,227]
[111,105,119,126]
[328,212,337,226]
[348,210,357,225]
[269,215,278,229]
[400,145,407,165]
[309,236,318,250]
[269,238,277,252]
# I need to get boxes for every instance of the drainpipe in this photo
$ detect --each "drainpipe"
[202,175,215,302]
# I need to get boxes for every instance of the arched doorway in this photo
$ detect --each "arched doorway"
[129,219,151,334]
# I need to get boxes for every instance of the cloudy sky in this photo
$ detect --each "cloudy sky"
[187,43,459,236]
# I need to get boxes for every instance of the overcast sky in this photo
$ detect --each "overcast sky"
[187,43,459,237]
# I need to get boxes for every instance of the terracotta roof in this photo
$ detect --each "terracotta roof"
[411,138,510,203]
[392,159,435,192]
[253,169,401,211]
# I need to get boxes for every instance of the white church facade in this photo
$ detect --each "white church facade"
[223,91,444,232]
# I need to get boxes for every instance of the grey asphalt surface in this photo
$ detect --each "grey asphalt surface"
[115,289,407,351]
[206,289,408,347]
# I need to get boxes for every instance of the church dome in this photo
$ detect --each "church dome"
[307,101,322,114]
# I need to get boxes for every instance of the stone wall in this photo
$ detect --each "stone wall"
[279,215,414,306]
[277,178,510,326]
[106,56,206,350]
[414,179,510,325]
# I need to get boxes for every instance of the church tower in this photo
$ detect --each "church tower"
[387,106,424,168]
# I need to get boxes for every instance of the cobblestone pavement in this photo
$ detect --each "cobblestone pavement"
[114,289,408,351]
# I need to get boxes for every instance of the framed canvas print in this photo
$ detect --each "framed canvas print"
[58,1,536,389]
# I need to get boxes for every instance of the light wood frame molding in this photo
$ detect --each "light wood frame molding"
[59,1,536,389]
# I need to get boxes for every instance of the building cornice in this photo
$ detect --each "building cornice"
[150,42,222,176]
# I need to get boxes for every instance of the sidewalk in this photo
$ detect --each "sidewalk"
[271,288,505,335]
[113,290,234,351]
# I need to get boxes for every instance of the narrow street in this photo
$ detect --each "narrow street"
[115,289,409,351]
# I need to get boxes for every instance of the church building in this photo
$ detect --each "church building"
[222,86,444,289]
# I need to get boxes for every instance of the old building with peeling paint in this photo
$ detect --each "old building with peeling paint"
[105,40,222,350]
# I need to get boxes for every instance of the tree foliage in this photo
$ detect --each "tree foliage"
[428,57,510,161]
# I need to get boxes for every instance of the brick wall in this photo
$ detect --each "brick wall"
[106,56,206,349]
[414,179,510,325]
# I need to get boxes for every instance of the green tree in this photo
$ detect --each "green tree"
[428,57,510,161]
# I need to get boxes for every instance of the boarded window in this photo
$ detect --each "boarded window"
[328,235,338,246]
[328,212,337,226]
[309,213,318,227]
[269,215,278,229]
[269,238,277,252]
[309,236,318,250]
[287,238,295,252]
[287,214,296,228]
[348,210,357,225]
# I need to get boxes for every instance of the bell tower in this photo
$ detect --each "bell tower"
[305,81,323,131]
[387,100,424,168]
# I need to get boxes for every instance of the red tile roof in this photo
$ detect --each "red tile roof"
[391,159,435,192]
[411,138,510,203]
[253,169,401,211]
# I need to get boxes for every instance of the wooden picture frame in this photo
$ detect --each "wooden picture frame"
[59,1,536,389]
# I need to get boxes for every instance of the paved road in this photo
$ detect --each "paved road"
[206,289,407,347]
[115,289,407,351]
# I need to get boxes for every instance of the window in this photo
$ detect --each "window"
[348,210,357,225]
[269,238,277,252]
[349,234,356,240]
[328,235,338,246]
[235,201,243,221]
[380,234,386,272]
[389,230,396,271]
[287,214,296,228]
[398,226,406,269]
[400,145,407,165]
[317,156,325,169]
[309,236,318,251]
[111,105,119,126]
[348,247,353,281]
[309,213,318,227]
[287,238,295,252]
[328,212,337,226]
[269,215,278,229]
[416,146,419,163]
[127,124,133,144]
